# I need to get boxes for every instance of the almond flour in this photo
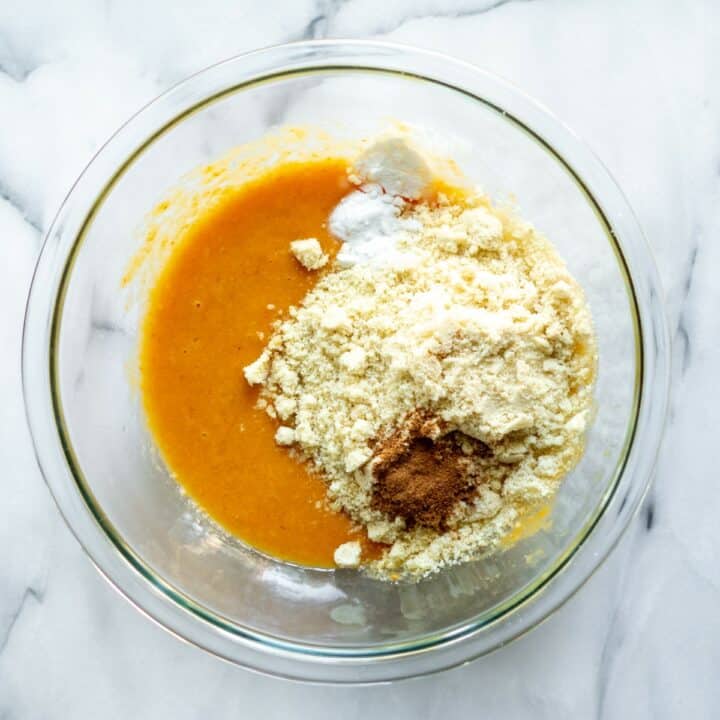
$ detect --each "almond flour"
[244,179,596,580]
[289,237,328,270]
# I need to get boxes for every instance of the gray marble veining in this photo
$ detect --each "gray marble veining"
[1,0,719,717]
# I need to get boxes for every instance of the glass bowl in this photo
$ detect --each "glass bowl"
[23,41,669,683]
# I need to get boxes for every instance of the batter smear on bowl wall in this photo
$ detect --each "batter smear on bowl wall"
[138,125,597,581]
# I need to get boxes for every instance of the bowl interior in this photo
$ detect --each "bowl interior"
[53,68,638,651]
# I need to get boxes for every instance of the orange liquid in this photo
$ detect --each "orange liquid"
[141,159,376,567]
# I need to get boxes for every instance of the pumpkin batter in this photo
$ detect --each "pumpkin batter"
[141,158,378,567]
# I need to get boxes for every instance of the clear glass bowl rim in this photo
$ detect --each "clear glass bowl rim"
[22,39,670,683]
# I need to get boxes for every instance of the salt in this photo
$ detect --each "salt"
[328,137,432,267]
[329,185,416,267]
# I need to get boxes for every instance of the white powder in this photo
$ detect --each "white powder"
[329,136,432,268]
[329,184,420,268]
[353,137,432,199]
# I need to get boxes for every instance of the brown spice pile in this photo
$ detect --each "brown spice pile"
[370,412,492,531]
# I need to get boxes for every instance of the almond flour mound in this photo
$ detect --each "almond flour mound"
[244,190,596,580]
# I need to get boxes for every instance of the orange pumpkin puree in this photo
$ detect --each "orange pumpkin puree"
[141,158,378,567]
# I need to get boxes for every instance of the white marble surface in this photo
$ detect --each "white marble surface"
[1,0,718,716]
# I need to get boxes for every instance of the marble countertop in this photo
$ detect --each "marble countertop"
[1,0,718,716]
